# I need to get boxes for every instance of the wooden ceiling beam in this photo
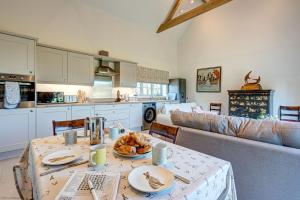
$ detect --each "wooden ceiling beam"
[157,0,232,33]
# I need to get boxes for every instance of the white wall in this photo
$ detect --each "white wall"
[0,0,179,77]
[178,0,300,116]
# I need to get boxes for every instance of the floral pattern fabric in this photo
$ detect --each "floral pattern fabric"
[29,135,237,200]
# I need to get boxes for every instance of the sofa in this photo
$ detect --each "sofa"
[156,102,217,125]
[171,111,300,200]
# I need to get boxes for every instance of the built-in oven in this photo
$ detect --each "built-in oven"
[0,73,35,108]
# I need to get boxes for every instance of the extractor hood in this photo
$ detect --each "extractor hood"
[95,60,119,77]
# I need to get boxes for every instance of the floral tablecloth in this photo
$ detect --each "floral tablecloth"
[29,135,237,200]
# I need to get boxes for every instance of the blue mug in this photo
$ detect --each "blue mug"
[109,128,120,140]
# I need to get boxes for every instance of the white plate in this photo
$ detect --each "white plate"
[113,149,151,158]
[128,165,175,193]
[42,150,81,166]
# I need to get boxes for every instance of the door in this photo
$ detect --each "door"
[130,103,143,129]
[68,52,94,85]
[71,105,94,120]
[36,46,68,83]
[0,33,35,75]
[0,108,35,153]
[37,106,71,138]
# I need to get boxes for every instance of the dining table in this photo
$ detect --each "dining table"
[28,133,237,200]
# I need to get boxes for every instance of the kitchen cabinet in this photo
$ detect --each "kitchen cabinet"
[114,62,137,88]
[95,104,130,129]
[129,103,143,130]
[36,106,71,138]
[36,46,68,83]
[71,105,95,120]
[0,108,35,153]
[68,52,94,86]
[0,33,35,75]
[36,46,94,85]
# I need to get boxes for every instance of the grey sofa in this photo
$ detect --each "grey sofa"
[172,111,300,200]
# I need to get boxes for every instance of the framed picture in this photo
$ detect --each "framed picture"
[196,66,222,92]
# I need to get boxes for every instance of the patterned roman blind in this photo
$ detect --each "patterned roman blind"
[137,66,169,84]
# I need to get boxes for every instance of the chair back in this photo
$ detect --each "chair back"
[210,103,222,115]
[52,119,85,136]
[279,106,300,122]
[149,122,180,143]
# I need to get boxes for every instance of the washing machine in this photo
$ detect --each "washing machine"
[142,102,156,130]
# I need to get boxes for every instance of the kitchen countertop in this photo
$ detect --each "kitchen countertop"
[36,100,177,108]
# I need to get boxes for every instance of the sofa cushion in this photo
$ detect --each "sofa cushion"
[163,103,197,114]
[170,110,211,131]
[277,121,300,149]
[237,119,283,145]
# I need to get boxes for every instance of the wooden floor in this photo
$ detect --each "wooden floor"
[0,157,20,199]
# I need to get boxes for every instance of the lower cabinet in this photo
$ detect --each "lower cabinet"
[130,103,143,130]
[0,108,35,153]
[71,105,95,120]
[36,106,71,138]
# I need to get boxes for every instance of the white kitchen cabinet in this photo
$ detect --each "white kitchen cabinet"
[36,46,68,84]
[36,106,71,138]
[0,33,35,75]
[71,105,95,120]
[129,103,143,130]
[95,104,130,129]
[0,108,35,153]
[114,62,137,88]
[68,52,94,86]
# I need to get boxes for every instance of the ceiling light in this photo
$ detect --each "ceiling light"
[190,0,195,4]
[180,9,184,13]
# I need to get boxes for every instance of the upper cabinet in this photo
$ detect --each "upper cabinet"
[0,33,35,75]
[36,46,68,84]
[36,45,94,86]
[114,62,137,88]
[68,52,94,85]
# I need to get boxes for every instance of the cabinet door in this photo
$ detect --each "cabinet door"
[36,46,68,83]
[0,108,35,153]
[68,52,94,85]
[0,33,35,75]
[36,107,71,138]
[129,104,143,129]
[115,62,137,88]
[71,105,94,120]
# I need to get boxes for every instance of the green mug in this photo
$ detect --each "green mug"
[90,144,106,167]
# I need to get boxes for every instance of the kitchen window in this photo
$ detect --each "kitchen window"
[136,82,168,97]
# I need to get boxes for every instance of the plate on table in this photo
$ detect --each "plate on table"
[42,150,81,166]
[113,149,151,158]
[128,165,175,193]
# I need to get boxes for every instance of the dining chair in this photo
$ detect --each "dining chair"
[210,103,222,115]
[279,106,300,122]
[149,122,180,144]
[13,145,33,200]
[52,119,85,136]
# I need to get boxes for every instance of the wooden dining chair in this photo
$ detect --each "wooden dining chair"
[149,122,180,144]
[279,106,300,122]
[210,103,222,115]
[52,119,85,136]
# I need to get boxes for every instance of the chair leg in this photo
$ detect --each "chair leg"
[13,165,25,200]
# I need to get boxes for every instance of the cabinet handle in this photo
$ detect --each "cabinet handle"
[30,110,33,112]
[29,71,33,74]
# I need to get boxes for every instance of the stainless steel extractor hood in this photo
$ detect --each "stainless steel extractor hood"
[95,60,119,77]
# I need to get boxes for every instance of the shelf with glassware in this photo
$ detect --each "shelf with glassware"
[228,90,274,119]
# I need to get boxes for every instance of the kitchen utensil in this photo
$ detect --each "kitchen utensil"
[40,160,88,176]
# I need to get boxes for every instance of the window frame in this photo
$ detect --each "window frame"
[136,82,167,97]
